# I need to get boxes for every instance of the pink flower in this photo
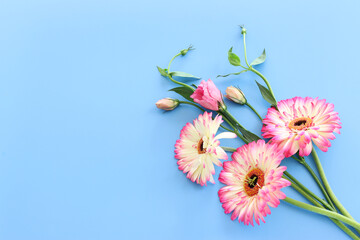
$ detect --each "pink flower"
[156,98,179,111]
[175,112,237,186]
[262,97,341,157]
[190,79,224,111]
[218,140,291,226]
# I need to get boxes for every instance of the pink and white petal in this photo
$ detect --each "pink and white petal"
[215,146,228,160]
[214,132,237,140]
[299,141,313,157]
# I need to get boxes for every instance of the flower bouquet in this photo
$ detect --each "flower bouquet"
[155,26,359,239]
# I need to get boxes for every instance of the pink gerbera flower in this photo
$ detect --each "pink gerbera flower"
[218,140,290,226]
[175,112,237,186]
[262,97,342,157]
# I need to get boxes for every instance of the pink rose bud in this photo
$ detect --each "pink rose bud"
[225,86,247,105]
[190,79,224,111]
[156,98,179,111]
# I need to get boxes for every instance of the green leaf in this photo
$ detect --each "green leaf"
[217,69,249,78]
[228,47,241,66]
[169,71,201,80]
[238,126,261,143]
[250,49,266,66]
[157,66,168,77]
[169,86,195,102]
[255,80,277,106]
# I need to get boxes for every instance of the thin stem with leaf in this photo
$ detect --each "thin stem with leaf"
[241,28,277,103]
[245,102,262,121]
[219,114,247,143]
[167,53,195,91]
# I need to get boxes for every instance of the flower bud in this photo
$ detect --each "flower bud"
[240,25,247,35]
[180,45,194,56]
[156,98,179,111]
[190,79,224,111]
[225,86,247,105]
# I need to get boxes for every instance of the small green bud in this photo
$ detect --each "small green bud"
[180,45,194,56]
[240,25,247,35]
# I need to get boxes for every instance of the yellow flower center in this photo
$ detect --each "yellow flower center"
[197,138,207,154]
[244,168,265,197]
[288,117,313,130]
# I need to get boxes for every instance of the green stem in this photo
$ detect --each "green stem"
[242,30,276,104]
[245,102,262,121]
[284,171,333,210]
[221,147,237,152]
[249,67,277,103]
[243,33,250,67]
[220,109,246,130]
[290,155,335,209]
[178,101,204,112]
[283,197,360,231]
[290,155,303,162]
[311,148,356,220]
[284,175,323,206]
[219,124,235,133]
[167,53,195,91]
[220,114,247,143]
[302,159,336,210]
[284,177,359,240]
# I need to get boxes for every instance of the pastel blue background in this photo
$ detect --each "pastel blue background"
[0,0,359,239]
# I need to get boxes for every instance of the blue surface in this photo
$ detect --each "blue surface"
[0,0,359,239]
